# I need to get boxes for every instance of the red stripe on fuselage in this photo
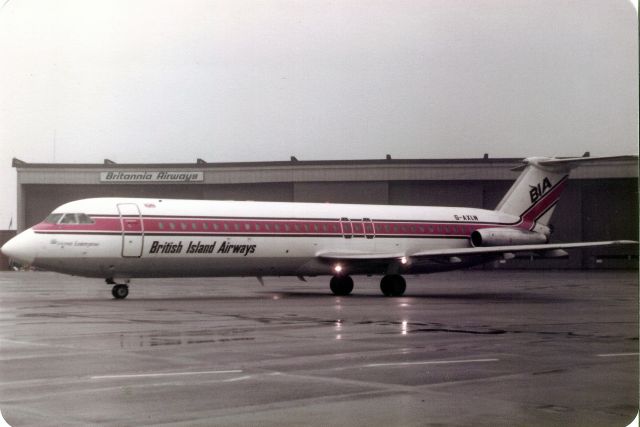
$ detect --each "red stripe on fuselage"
[32,216,516,238]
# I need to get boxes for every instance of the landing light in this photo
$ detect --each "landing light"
[333,264,343,273]
[400,256,408,265]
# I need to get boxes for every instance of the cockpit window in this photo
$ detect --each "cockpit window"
[60,214,78,224]
[44,213,63,224]
[77,213,94,224]
[58,213,95,224]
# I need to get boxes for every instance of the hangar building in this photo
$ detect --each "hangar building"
[7,155,638,270]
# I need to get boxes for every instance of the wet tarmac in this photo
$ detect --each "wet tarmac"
[0,270,637,426]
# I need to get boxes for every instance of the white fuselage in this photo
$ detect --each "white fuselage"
[7,197,540,280]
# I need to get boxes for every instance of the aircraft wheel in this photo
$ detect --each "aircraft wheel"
[112,284,129,300]
[380,275,406,297]
[330,275,354,296]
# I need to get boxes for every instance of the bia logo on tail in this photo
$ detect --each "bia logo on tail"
[529,177,552,204]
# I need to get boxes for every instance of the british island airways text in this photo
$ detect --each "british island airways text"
[149,240,256,256]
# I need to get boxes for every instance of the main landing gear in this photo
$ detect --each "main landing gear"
[330,275,354,296]
[329,274,407,297]
[380,274,406,297]
[106,278,129,300]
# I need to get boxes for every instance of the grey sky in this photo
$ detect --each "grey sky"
[0,0,637,228]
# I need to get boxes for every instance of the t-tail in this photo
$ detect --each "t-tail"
[496,155,638,228]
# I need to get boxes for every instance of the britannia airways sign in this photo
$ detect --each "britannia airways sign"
[100,171,204,183]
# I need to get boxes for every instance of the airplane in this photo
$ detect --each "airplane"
[1,155,637,299]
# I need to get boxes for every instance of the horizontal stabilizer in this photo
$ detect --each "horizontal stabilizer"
[511,155,638,172]
[536,155,638,169]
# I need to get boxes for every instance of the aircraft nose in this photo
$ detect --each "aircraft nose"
[1,229,36,265]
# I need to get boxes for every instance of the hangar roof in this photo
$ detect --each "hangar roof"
[13,157,522,169]
[12,156,638,185]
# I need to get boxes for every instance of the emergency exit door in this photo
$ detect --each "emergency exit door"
[117,203,144,257]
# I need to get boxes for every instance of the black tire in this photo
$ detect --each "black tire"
[112,284,129,299]
[380,275,406,297]
[330,275,354,296]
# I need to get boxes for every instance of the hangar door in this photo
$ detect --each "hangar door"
[117,203,144,257]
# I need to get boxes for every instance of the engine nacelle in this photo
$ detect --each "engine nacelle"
[470,227,548,247]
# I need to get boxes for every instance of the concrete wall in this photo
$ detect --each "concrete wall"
[203,183,293,202]
[294,182,388,204]
[389,181,484,207]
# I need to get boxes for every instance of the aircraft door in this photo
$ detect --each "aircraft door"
[340,217,352,239]
[117,203,144,257]
[351,219,365,238]
[363,218,374,239]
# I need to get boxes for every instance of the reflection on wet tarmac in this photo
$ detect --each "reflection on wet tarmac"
[119,331,256,348]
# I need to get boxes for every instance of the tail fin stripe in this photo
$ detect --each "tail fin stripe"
[519,175,569,223]
[527,200,560,230]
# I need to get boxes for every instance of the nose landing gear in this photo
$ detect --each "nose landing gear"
[106,278,129,299]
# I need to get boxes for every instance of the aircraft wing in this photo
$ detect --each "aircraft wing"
[409,240,637,258]
[318,251,405,261]
[318,240,637,262]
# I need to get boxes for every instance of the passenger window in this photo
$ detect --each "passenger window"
[192,223,198,230]
[265,224,271,231]
[304,224,310,232]
[275,224,281,231]
[244,223,251,231]
[410,226,416,233]
[223,223,229,231]
[158,222,165,230]
[284,224,290,232]
[313,224,319,232]
[255,223,260,231]
[180,223,187,230]
[429,226,434,233]
[169,222,176,230]
[294,224,300,232]
[418,226,424,233]
[234,223,240,231]
[322,224,328,232]
[203,223,208,230]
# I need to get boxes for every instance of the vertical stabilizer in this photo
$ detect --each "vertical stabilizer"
[496,157,570,226]
[497,155,637,226]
